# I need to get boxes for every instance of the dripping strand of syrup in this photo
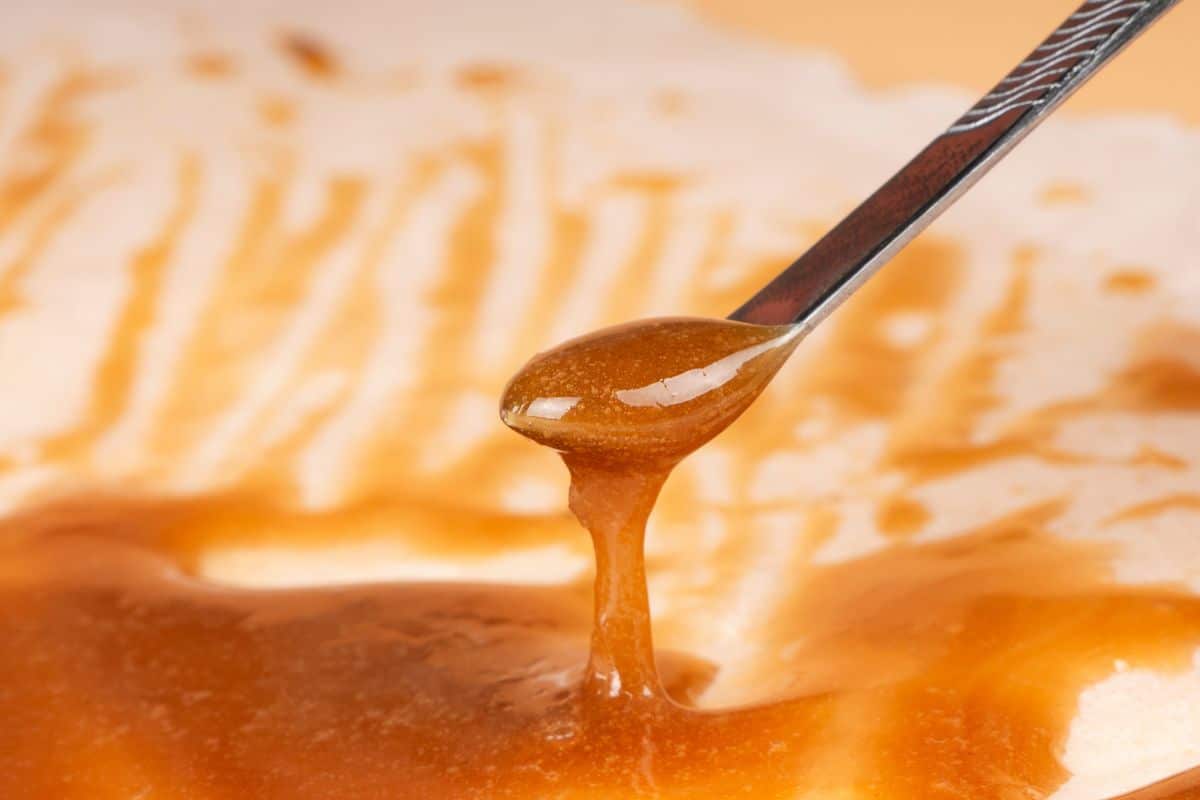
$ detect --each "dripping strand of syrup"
[502,317,802,702]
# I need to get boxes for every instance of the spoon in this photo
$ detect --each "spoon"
[731,0,1181,329]
[496,0,1185,715]
[502,0,1181,466]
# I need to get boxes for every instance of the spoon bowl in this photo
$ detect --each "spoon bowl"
[501,317,800,468]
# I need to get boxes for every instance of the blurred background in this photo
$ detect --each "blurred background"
[677,0,1199,122]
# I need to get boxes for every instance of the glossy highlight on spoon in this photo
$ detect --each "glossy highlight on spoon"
[502,317,801,468]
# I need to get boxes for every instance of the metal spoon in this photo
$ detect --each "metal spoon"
[730,0,1181,329]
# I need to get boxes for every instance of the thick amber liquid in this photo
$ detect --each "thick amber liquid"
[1,38,1199,798]
[501,317,800,699]
[2,314,1199,798]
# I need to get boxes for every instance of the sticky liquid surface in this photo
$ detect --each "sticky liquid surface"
[3,315,1200,799]
[2,7,1200,798]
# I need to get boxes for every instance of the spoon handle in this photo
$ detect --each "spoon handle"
[729,0,1181,328]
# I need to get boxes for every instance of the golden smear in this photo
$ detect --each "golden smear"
[455,63,519,92]
[258,96,298,127]
[279,33,340,79]
[875,493,930,538]
[1038,181,1091,207]
[1106,493,1200,525]
[186,52,237,79]
[1105,268,1158,295]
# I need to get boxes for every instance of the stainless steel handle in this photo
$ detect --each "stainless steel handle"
[729,0,1182,327]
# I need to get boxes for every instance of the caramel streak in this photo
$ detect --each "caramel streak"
[404,129,577,481]
[0,73,94,238]
[0,192,82,315]
[1105,268,1157,294]
[39,156,201,465]
[688,210,735,317]
[0,171,123,315]
[293,163,482,507]
[89,162,280,475]
[175,176,367,485]
[885,251,1035,479]
[596,172,680,325]
[0,70,65,160]
[149,168,365,483]
[279,32,340,80]
[543,192,650,345]
[248,181,426,490]
[469,109,553,374]
[694,501,841,704]
[1105,493,1200,525]
[398,141,502,470]
[147,169,291,466]
[637,206,713,318]
[508,204,589,374]
[802,238,964,422]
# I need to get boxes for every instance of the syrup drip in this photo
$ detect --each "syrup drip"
[501,317,800,699]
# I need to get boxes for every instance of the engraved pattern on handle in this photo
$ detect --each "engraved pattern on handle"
[949,0,1156,132]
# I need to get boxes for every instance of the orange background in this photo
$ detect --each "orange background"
[676,0,1200,123]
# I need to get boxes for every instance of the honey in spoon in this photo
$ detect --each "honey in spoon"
[501,316,801,699]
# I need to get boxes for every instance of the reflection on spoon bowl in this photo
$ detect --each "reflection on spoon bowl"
[500,316,801,468]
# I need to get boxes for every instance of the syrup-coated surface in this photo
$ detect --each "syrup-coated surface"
[2,6,1200,796]
[3,314,1199,798]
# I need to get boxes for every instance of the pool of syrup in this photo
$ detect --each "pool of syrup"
[2,313,1200,799]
